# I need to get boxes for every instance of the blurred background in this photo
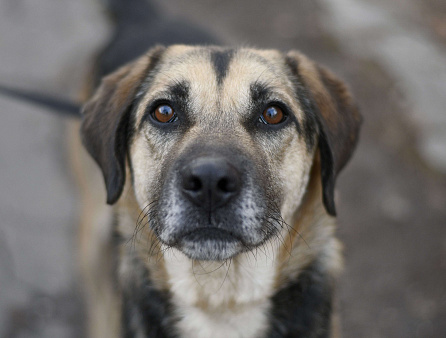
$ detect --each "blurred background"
[0,0,445,337]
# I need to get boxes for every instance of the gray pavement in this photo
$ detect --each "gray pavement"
[0,1,107,336]
[1,0,445,337]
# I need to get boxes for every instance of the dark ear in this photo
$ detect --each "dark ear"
[286,51,362,216]
[81,46,165,204]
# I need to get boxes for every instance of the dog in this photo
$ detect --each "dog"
[0,1,361,337]
[75,41,361,337]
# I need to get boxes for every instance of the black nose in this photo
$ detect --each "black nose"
[181,157,241,210]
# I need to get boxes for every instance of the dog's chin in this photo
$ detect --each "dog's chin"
[175,228,244,261]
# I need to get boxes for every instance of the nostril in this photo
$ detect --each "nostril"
[217,177,236,193]
[184,175,202,192]
[190,176,202,191]
[217,177,228,192]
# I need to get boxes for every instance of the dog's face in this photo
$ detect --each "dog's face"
[81,45,361,261]
[130,47,316,260]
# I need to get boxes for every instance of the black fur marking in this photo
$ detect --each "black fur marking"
[284,56,318,151]
[267,261,333,338]
[250,81,271,103]
[284,56,338,216]
[167,81,190,103]
[115,236,177,337]
[317,130,336,216]
[210,49,234,85]
[249,82,272,121]
[122,281,177,338]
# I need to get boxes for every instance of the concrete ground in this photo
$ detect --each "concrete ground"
[0,0,445,337]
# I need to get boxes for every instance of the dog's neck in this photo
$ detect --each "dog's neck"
[162,247,277,337]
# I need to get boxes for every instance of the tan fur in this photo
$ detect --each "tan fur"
[276,154,343,288]
[67,119,121,338]
[115,174,171,292]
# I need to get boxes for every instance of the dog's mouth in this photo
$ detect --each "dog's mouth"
[173,227,245,261]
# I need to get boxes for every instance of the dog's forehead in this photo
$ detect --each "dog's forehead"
[160,45,285,82]
[136,46,300,124]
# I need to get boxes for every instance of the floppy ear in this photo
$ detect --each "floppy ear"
[81,46,165,204]
[286,51,362,216]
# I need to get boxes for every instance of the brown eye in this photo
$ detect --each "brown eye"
[153,104,175,123]
[261,106,284,125]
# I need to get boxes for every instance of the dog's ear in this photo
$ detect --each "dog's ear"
[81,46,165,204]
[286,51,362,216]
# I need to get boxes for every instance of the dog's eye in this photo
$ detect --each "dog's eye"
[153,104,176,123]
[260,106,285,125]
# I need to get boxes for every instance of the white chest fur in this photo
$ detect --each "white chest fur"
[163,247,278,338]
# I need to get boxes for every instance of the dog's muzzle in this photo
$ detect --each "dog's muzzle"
[170,156,244,260]
[155,145,270,261]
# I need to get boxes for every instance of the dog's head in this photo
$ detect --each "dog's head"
[81,46,361,261]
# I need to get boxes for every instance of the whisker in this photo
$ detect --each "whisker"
[191,260,204,287]
[128,200,158,250]
[264,204,310,249]
[193,260,227,276]
[216,258,232,292]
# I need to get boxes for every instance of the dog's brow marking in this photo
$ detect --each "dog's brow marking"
[167,80,190,101]
[250,82,271,102]
[210,49,234,86]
